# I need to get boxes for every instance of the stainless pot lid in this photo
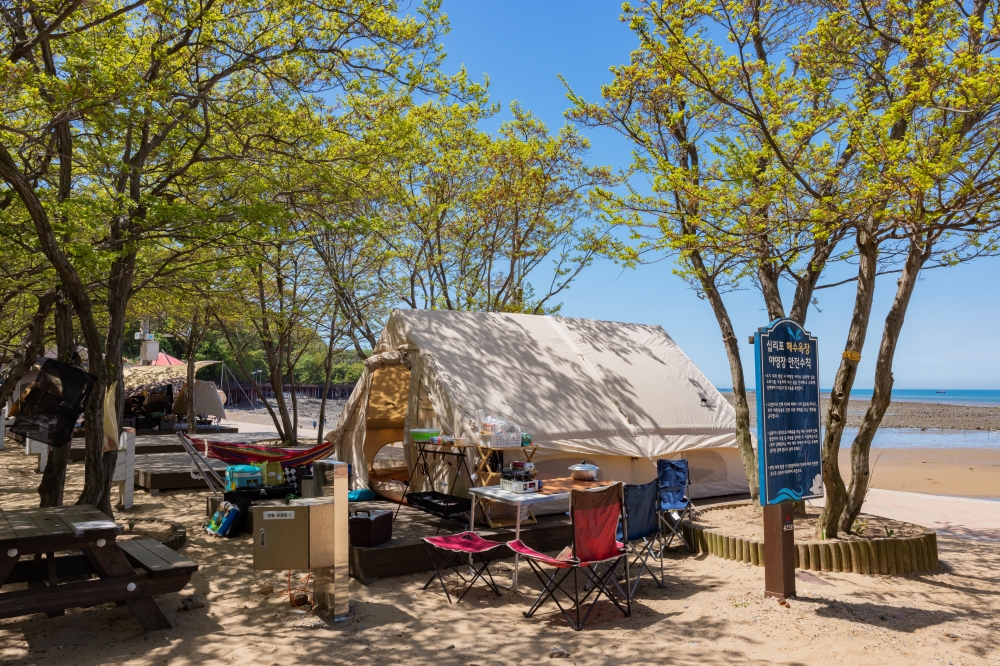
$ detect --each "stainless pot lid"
[567,461,600,472]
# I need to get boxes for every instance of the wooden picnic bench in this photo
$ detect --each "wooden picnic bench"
[0,504,197,632]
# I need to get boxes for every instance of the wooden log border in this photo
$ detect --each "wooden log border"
[681,507,939,576]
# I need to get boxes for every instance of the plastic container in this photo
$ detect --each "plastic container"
[410,429,441,442]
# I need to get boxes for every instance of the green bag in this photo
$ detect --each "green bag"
[253,461,284,486]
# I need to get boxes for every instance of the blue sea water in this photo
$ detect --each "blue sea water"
[835,389,1000,407]
[840,427,1000,450]
[720,388,1000,407]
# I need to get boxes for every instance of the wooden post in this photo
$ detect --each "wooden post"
[763,503,795,600]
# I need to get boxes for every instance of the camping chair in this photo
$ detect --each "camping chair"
[657,459,693,552]
[422,532,505,604]
[508,483,630,631]
[620,479,665,596]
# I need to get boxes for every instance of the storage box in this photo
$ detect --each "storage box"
[500,478,538,494]
[252,497,337,570]
[348,509,392,547]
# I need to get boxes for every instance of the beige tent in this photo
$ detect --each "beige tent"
[122,361,218,394]
[325,310,748,499]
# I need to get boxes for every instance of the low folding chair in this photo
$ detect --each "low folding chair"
[657,459,693,552]
[422,532,504,604]
[508,483,631,631]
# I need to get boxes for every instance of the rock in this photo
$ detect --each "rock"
[259,583,274,595]
[445,644,455,649]
[291,592,311,608]
[179,595,207,611]
[549,647,571,659]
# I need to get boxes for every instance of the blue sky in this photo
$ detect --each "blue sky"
[437,1,1000,390]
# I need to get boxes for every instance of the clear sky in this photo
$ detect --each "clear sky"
[436,0,1000,390]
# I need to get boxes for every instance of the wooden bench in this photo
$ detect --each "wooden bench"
[0,506,198,632]
[120,539,198,580]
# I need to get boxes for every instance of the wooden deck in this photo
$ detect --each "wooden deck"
[346,499,574,584]
[133,452,227,493]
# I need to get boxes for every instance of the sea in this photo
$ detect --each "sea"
[718,388,1000,449]
[719,388,1000,407]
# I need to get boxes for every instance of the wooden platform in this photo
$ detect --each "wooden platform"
[133,453,227,493]
[71,425,238,440]
[347,499,574,584]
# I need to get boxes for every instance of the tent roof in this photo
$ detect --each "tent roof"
[122,361,219,393]
[375,309,737,458]
[151,352,184,365]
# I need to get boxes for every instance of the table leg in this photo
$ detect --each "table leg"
[512,504,523,593]
[84,544,171,632]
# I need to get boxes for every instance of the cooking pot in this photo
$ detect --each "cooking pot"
[568,461,600,481]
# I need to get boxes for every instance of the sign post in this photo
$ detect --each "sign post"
[754,319,822,600]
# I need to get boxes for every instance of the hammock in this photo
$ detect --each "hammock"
[183,435,337,468]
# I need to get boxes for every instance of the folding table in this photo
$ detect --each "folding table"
[468,478,614,593]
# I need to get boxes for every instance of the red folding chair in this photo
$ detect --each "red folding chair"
[422,532,505,604]
[508,483,631,630]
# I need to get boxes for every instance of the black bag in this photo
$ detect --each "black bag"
[11,360,96,446]
[349,509,393,547]
[220,493,254,537]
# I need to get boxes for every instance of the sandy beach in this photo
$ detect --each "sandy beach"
[2,442,999,665]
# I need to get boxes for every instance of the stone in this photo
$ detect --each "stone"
[179,595,207,611]
[258,583,274,595]
[291,592,311,608]
[549,647,571,658]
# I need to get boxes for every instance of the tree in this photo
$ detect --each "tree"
[565,2,854,501]
[1,0,456,513]
[580,0,1000,534]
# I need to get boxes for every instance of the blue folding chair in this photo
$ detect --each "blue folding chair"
[620,480,665,596]
[657,459,693,552]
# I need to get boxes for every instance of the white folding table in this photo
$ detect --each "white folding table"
[467,486,571,593]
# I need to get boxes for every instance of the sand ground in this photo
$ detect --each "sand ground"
[2,442,1000,665]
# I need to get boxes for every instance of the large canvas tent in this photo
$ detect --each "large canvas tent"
[325,310,749,499]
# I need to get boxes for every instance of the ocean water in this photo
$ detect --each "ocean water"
[721,388,1000,407]
[840,427,1000,450]
[836,389,1000,407]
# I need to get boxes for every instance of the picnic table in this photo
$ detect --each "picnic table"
[0,504,197,631]
[468,477,615,592]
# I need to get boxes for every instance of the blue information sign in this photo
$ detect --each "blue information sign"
[754,319,823,506]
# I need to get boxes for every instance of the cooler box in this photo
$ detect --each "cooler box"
[348,509,392,547]
[252,497,336,570]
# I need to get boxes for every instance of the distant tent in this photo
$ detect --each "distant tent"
[122,361,219,396]
[151,352,184,365]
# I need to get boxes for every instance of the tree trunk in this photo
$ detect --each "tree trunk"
[38,293,76,507]
[816,227,878,538]
[317,321,338,446]
[0,292,56,406]
[1,115,107,518]
[78,252,135,516]
[839,239,929,531]
[185,307,204,435]
[212,311,286,440]
[688,249,759,499]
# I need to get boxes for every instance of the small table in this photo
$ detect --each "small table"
[394,440,476,522]
[468,478,615,593]
[0,504,197,631]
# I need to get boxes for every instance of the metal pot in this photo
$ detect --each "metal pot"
[568,461,600,481]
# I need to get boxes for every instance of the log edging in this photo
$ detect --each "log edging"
[683,504,938,575]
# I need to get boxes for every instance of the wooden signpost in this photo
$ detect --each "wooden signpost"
[754,319,822,600]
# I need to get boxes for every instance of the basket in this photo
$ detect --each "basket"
[405,491,472,519]
[490,425,522,448]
